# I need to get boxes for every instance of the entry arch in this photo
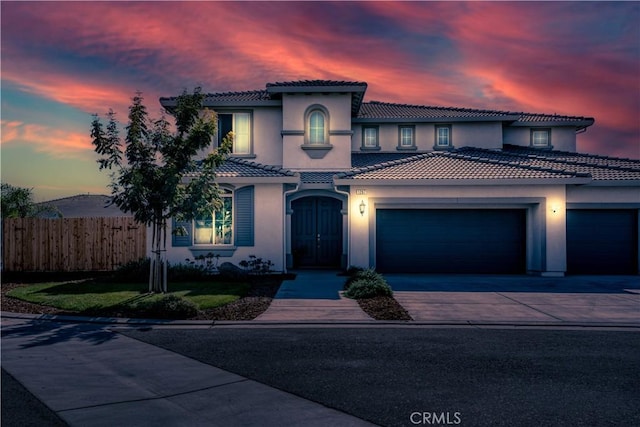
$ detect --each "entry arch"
[288,191,347,268]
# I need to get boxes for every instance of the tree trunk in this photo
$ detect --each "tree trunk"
[148,219,167,293]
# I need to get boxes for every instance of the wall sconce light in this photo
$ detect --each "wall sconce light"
[550,203,560,214]
[359,200,366,216]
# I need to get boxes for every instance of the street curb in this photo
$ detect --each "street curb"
[3,311,639,330]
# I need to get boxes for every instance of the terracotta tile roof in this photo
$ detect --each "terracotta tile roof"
[357,101,593,125]
[161,81,592,127]
[266,80,367,89]
[503,145,640,170]
[217,158,296,178]
[516,112,593,123]
[351,152,428,168]
[477,146,640,181]
[160,90,271,106]
[266,80,367,115]
[203,90,271,102]
[358,101,517,120]
[300,172,339,184]
[187,157,295,178]
[338,152,586,181]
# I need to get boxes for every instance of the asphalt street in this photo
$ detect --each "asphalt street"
[122,327,640,427]
[1,369,67,427]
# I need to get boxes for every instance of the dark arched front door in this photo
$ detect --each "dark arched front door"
[291,197,342,268]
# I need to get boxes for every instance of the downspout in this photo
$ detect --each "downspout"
[283,182,300,273]
[333,182,351,269]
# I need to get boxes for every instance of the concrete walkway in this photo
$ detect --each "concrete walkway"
[255,270,372,321]
[1,316,374,427]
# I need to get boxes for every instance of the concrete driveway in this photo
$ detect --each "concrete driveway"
[385,274,640,325]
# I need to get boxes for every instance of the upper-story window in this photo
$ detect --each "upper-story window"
[531,129,551,148]
[435,125,452,148]
[308,110,327,144]
[397,125,416,150]
[218,112,251,155]
[362,126,379,150]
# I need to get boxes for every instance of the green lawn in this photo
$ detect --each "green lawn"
[7,280,249,313]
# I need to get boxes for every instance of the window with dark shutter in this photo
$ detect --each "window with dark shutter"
[172,218,193,247]
[235,185,254,246]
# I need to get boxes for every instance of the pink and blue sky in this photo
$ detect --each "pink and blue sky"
[2,1,639,201]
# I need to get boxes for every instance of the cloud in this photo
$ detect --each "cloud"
[1,120,94,159]
[2,1,638,159]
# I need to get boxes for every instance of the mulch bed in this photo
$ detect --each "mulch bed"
[1,283,78,316]
[2,279,412,321]
[357,295,413,321]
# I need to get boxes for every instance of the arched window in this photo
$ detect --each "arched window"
[304,105,330,146]
[309,110,325,144]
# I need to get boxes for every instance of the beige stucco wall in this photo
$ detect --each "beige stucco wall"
[504,127,577,151]
[281,93,353,170]
[346,184,568,276]
[351,122,503,152]
[452,122,503,150]
[162,183,286,271]
[566,185,640,205]
[252,107,283,166]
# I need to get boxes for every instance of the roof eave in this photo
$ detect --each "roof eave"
[159,98,281,111]
[578,180,640,187]
[266,84,367,95]
[205,100,282,108]
[333,177,593,186]
[509,119,595,127]
[353,115,519,124]
[215,176,300,184]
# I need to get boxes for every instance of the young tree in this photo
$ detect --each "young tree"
[90,88,232,293]
[1,183,61,218]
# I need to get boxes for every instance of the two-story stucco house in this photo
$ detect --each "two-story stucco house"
[158,80,640,276]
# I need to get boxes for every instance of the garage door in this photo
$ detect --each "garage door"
[376,209,526,274]
[567,209,638,274]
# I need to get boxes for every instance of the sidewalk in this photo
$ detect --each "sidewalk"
[1,316,374,427]
[256,270,372,321]
[2,274,638,426]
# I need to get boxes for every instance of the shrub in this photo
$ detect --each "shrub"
[218,262,248,281]
[168,262,212,281]
[343,269,393,299]
[141,295,198,319]
[185,253,220,273]
[341,265,364,278]
[112,258,150,283]
[239,255,274,275]
[114,257,217,283]
[343,268,383,290]
[344,278,393,299]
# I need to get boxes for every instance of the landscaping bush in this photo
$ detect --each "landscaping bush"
[168,262,213,282]
[112,258,150,282]
[113,258,214,282]
[343,268,383,290]
[140,294,198,319]
[344,278,393,299]
[239,255,274,275]
[343,269,393,299]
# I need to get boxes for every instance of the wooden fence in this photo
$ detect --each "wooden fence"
[2,217,147,272]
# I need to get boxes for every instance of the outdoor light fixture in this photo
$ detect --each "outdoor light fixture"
[359,200,366,216]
